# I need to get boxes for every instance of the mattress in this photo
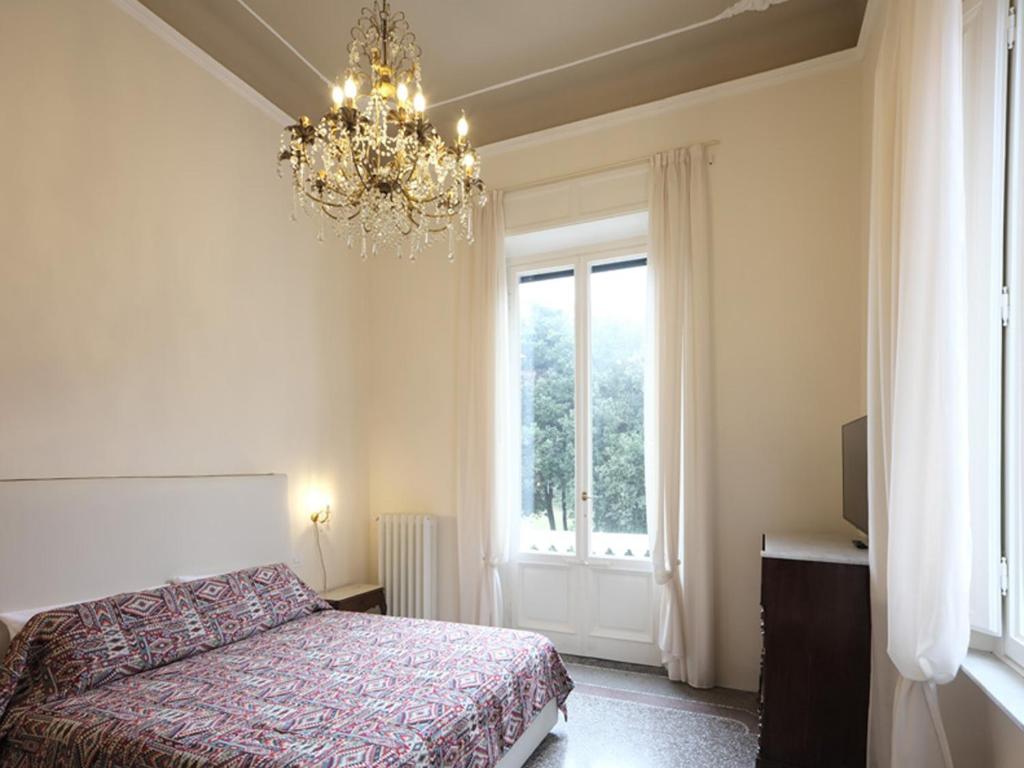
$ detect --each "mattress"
[0,573,572,767]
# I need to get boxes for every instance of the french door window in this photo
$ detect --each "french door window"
[511,252,649,560]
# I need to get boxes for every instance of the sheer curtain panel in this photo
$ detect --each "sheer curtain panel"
[645,146,716,686]
[455,190,512,627]
[866,1,972,766]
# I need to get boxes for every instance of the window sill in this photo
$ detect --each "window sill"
[511,552,653,572]
[961,650,1024,732]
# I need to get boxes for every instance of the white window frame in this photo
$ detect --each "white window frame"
[508,236,651,571]
[1005,0,1024,664]
[964,0,1011,645]
[966,0,1024,674]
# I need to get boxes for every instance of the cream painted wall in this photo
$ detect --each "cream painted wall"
[365,256,461,622]
[940,672,1024,768]
[365,55,867,691]
[0,0,369,591]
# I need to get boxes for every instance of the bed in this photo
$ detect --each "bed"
[0,564,573,767]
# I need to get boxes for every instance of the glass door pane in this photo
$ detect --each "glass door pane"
[588,258,648,558]
[517,268,577,555]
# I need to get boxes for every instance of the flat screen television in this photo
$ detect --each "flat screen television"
[842,416,868,540]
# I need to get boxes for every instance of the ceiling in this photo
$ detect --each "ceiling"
[139,0,867,146]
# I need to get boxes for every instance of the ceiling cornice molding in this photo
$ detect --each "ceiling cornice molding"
[109,0,293,127]
[856,0,885,54]
[430,0,796,110]
[479,47,861,159]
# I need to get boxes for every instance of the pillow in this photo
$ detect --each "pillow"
[168,574,219,585]
[243,563,329,626]
[0,586,164,656]
[0,603,70,661]
[0,564,326,720]
[184,565,327,645]
[0,584,208,715]
[0,603,71,641]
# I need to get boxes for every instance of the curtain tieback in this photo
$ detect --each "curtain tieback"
[653,558,682,585]
[482,556,501,567]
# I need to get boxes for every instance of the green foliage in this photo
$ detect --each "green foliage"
[521,305,576,531]
[520,298,646,535]
[591,317,646,534]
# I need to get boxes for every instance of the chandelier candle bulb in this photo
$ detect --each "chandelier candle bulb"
[331,84,344,106]
[457,114,469,139]
[397,81,409,104]
[343,77,358,102]
[413,90,426,113]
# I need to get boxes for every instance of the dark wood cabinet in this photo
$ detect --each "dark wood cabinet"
[757,534,871,768]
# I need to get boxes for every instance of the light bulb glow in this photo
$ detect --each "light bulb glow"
[462,152,475,169]
[304,487,331,517]
[413,91,426,112]
[397,82,409,103]
[331,84,344,106]
[343,78,358,100]
[456,115,469,138]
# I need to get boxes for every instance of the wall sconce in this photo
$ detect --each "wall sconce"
[306,490,331,593]
[310,504,331,526]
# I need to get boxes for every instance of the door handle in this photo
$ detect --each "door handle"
[581,491,596,502]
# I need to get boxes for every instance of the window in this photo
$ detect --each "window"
[512,252,648,560]
[589,259,649,559]
[517,267,577,555]
[1007,30,1024,665]
[963,0,1023,670]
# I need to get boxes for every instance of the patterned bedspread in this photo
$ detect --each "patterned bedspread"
[0,574,572,768]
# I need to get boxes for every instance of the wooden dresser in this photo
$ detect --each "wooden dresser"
[757,533,870,768]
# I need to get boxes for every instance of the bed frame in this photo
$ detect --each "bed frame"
[496,700,558,767]
[0,474,292,614]
[0,474,559,767]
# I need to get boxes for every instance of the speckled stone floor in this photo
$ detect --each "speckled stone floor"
[524,659,759,767]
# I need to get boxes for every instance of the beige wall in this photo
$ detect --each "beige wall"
[365,55,867,691]
[0,0,370,591]
[940,672,1024,768]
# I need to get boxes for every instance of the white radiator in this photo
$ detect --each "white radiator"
[377,514,437,619]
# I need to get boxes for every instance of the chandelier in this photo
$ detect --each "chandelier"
[277,0,485,260]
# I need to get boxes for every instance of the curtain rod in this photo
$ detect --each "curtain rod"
[496,140,720,194]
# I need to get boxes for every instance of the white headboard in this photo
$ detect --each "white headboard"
[0,474,291,612]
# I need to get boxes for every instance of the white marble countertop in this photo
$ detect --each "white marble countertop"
[761,532,868,566]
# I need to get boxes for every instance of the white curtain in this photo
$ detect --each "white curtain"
[455,190,512,627]
[646,146,715,687]
[867,1,971,766]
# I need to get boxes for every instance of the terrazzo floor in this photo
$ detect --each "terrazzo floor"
[523,658,759,767]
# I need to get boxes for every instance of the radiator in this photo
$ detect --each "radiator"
[377,514,437,619]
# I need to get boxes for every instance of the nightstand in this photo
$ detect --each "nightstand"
[321,583,387,615]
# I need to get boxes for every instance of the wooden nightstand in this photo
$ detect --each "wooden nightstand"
[321,583,387,615]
